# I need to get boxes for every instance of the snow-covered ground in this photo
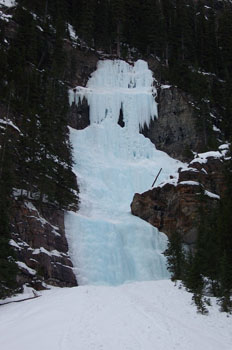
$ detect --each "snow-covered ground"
[0,281,231,350]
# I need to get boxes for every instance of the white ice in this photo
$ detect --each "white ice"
[65,59,183,285]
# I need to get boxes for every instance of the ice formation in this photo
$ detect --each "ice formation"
[65,59,182,285]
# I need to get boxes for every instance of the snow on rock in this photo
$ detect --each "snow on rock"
[219,143,230,150]
[0,281,231,350]
[10,200,77,288]
[179,181,200,186]
[204,190,220,200]
[210,112,217,119]
[0,10,12,21]
[32,247,67,258]
[213,125,221,133]
[161,84,171,89]
[13,188,34,199]
[66,59,184,285]
[0,0,15,7]
[23,202,59,236]
[180,167,199,173]
[36,25,43,32]
[16,261,36,276]
[0,118,21,133]
[9,239,22,250]
[68,23,78,41]
[190,144,230,165]
[158,177,179,188]
[24,201,38,212]
[190,150,224,164]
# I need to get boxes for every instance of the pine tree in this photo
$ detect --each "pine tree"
[219,251,232,313]
[0,120,19,298]
[110,0,125,56]
[79,0,96,46]
[217,6,232,80]
[164,230,185,281]
[123,0,141,51]
[93,0,111,51]
[192,291,209,315]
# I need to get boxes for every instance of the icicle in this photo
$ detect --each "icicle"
[70,59,158,131]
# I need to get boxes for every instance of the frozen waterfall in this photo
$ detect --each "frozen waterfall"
[65,59,181,285]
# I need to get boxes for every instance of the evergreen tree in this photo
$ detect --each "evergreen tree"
[0,120,18,298]
[217,6,232,79]
[219,251,232,313]
[123,0,141,51]
[164,230,185,281]
[2,2,78,210]
[110,0,125,56]
[79,0,96,46]
[183,249,204,294]
[93,0,111,51]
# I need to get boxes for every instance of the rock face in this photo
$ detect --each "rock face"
[68,97,90,130]
[10,200,77,289]
[0,115,77,290]
[65,43,99,88]
[66,45,98,130]
[131,151,228,245]
[136,62,225,243]
[141,86,205,162]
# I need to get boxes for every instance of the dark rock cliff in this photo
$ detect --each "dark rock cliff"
[68,97,90,130]
[132,57,226,245]
[141,86,206,162]
[0,114,78,290]
[131,146,229,245]
[66,42,98,129]
[11,200,77,289]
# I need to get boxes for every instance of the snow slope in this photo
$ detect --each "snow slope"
[65,60,183,285]
[0,281,231,350]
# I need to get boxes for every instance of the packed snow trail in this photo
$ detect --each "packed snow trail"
[0,281,231,350]
[65,60,183,285]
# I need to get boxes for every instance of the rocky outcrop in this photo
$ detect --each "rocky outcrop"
[10,199,77,289]
[68,97,90,130]
[131,147,229,245]
[64,43,99,88]
[141,86,205,162]
[1,108,78,290]
[65,45,98,130]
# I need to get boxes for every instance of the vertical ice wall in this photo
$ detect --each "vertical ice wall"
[69,60,157,132]
[66,60,182,285]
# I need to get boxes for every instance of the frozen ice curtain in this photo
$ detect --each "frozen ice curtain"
[65,60,182,285]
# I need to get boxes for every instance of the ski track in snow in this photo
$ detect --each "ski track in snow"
[0,281,232,350]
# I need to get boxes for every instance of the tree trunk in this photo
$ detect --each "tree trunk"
[116,21,121,57]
